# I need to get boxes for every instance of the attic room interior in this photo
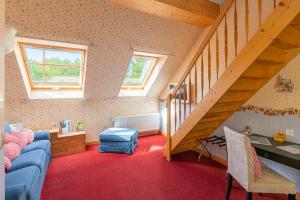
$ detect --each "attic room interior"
[0,0,300,200]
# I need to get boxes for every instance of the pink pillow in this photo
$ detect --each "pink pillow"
[252,147,262,180]
[4,156,11,171]
[4,133,18,144]
[10,131,27,149]
[21,128,35,144]
[4,143,21,160]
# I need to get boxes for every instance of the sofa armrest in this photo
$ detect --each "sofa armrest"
[6,184,27,200]
[34,130,50,141]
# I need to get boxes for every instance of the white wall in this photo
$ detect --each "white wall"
[0,0,5,198]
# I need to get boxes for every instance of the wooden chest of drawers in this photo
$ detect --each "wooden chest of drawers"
[49,129,86,157]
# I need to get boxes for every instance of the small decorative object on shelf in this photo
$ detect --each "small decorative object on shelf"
[60,120,72,135]
[76,121,85,132]
[273,131,286,143]
[278,72,294,93]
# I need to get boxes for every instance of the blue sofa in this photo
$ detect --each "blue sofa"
[5,130,51,200]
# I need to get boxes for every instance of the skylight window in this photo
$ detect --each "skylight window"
[119,51,168,97]
[15,37,88,99]
[122,55,157,88]
[20,43,85,89]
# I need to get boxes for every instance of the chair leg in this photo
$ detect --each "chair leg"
[226,173,233,200]
[246,192,252,200]
[288,194,296,200]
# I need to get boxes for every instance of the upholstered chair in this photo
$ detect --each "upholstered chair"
[224,127,296,200]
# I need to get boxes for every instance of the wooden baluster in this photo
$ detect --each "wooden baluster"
[189,73,192,114]
[174,94,177,131]
[166,94,172,161]
[194,64,198,104]
[179,85,182,125]
[224,15,228,68]
[208,43,211,89]
[245,0,249,41]
[234,0,238,57]
[201,55,205,98]
[258,0,262,26]
[183,81,187,119]
[216,31,219,79]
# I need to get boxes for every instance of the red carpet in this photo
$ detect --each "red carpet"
[41,135,287,200]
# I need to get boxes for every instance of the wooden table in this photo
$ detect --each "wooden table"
[252,136,300,170]
[49,129,86,157]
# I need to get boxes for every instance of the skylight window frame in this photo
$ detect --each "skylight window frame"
[121,54,159,90]
[17,42,87,91]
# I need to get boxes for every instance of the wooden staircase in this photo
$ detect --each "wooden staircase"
[165,0,300,160]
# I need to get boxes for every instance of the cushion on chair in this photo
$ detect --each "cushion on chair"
[249,166,296,194]
[5,166,41,200]
[9,149,47,173]
[100,128,138,142]
[251,147,262,180]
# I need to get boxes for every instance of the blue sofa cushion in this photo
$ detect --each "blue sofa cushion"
[34,130,50,141]
[6,166,41,200]
[4,123,12,133]
[22,140,51,155]
[99,128,138,142]
[5,184,27,200]
[9,149,47,173]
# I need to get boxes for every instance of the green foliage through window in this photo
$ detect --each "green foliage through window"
[122,56,156,87]
[23,46,84,87]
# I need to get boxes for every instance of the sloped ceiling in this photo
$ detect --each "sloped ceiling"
[6,0,202,99]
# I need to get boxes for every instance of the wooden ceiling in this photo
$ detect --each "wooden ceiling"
[105,0,221,27]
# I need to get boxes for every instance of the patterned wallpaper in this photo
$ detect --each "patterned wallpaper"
[246,54,300,109]
[5,0,202,141]
[0,0,5,197]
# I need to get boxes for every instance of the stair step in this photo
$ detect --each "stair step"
[200,111,233,122]
[193,120,225,131]
[257,46,285,64]
[290,14,300,30]
[242,62,284,79]
[276,26,300,46]
[272,39,300,50]
[186,131,217,140]
[208,102,243,113]
[229,78,269,91]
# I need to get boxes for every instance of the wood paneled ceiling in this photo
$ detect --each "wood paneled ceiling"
[105,0,220,27]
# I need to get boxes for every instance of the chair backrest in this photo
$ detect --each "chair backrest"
[224,127,254,190]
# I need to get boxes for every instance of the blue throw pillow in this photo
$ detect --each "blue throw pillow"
[4,123,12,133]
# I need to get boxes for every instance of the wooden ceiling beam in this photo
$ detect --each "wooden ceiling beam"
[105,0,220,27]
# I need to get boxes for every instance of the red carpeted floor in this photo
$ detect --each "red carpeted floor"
[41,135,287,200]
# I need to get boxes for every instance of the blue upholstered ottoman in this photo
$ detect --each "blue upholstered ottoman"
[99,128,138,154]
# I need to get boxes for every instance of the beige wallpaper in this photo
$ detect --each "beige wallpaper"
[246,54,300,109]
[5,0,202,141]
[0,0,5,197]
